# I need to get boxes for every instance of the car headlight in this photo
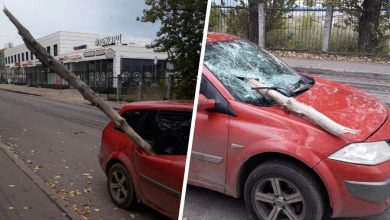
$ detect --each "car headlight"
[328,141,390,165]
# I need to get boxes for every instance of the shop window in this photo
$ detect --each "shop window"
[54,45,58,56]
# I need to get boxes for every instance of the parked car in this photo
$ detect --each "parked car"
[188,33,390,220]
[99,101,193,219]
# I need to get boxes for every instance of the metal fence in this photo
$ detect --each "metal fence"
[210,0,390,56]
[105,74,175,102]
[0,68,175,101]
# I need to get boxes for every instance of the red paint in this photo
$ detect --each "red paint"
[188,33,390,217]
[100,100,193,219]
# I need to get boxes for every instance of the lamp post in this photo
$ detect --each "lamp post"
[153,56,158,86]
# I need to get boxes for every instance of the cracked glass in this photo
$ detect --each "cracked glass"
[204,39,302,106]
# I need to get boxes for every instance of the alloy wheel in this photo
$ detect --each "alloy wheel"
[252,177,305,220]
[109,170,129,203]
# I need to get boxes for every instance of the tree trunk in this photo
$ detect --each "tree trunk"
[245,78,359,137]
[3,7,153,154]
[358,0,382,54]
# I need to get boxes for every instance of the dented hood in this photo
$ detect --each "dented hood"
[296,77,388,142]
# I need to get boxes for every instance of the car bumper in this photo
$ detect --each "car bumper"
[345,178,390,204]
[314,158,390,217]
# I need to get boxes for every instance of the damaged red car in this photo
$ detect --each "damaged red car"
[99,101,193,219]
[188,33,390,220]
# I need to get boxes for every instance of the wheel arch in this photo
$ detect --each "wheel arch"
[105,151,143,203]
[236,152,330,211]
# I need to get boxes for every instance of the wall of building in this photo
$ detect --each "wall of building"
[2,31,167,89]
[4,31,152,67]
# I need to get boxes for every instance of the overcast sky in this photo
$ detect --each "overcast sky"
[0,0,160,48]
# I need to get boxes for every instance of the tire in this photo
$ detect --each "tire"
[107,163,137,209]
[244,160,324,220]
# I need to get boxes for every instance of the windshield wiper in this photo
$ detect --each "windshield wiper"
[250,86,292,96]
[290,75,314,95]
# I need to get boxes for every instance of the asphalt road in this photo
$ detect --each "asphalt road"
[0,90,166,220]
[183,185,389,220]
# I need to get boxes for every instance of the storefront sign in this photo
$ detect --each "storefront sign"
[59,55,70,62]
[95,49,106,56]
[27,60,35,67]
[83,49,115,58]
[74,45,87,51]
[95,34,122,47]
[84,51,96,57]
[105,48,115,58]
[70,55,82,61]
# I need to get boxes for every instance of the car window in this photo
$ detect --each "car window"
[200,76,233,115]
[151,110,192,155]
[204,39,303,106]
[122,109,192,155]
[122,110,147,137]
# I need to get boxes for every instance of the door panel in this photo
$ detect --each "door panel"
[188,76,230,193]
[133,146,185,219]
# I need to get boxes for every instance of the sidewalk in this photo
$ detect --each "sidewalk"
[0,143,73,220]
[0,84,125,110]
[279,57,390,106]
[279,57,390,75]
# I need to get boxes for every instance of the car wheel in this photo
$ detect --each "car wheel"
[244,160,324,220]
[107,163,137,209]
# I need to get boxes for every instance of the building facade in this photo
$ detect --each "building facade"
[0,49,4,83]
[3,31,167,89]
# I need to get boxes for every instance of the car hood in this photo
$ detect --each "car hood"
[295,77,388,142]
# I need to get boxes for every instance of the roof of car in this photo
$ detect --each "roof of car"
[120,100,194,112]
[207,32,240,43]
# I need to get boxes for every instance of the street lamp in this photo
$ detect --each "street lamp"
[154,56,158,85]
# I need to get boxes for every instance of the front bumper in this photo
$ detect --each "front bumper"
[345,178,390,204]
[314,158,390,217]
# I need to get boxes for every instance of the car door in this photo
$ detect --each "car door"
[132,110,188,219]
[188,75,231,193]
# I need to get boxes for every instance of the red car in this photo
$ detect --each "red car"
[99,101,193,219]
[188,33,390,220]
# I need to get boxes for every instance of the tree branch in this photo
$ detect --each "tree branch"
[3,7,153,154]
[245,78,359,137]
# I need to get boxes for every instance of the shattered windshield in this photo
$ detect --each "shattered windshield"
[204,39,302,106]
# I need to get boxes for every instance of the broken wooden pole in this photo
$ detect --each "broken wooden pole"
[245,78,359,137]
[3,7,153,154]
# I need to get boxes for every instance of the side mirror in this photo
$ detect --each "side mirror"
[197,94,216,111]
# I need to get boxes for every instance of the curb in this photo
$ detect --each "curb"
[293,67,390,81]
[0,142,82,220]
[0,88,42,96]
[0,86,123,111]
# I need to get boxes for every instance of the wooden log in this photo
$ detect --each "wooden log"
[245,78,359,136]
[3,7,153,154]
